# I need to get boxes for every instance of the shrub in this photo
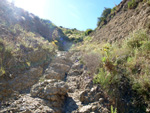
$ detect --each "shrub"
[128,0,137,9]
[90,30,150,112]
[83,36,91,42]
[141,41,150,54]
[148,0,150,5]
[82,52,101,75]
[97,8,111,27]
[65,30,72,34]
[102,8,111,18]
[93,68,112,88]
[126,30,149,49]
[111,7,117,14]
[84,29,93,36]
[0,41,12,76]
[97,17,106,26]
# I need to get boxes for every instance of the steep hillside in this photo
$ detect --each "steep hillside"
[92,0,150,43]
[71,0,150,112]
[0,0,72,101]
[0,0,70,50]
[60,27,85,43]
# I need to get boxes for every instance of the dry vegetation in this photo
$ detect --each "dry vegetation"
[72,29,150,112]
[0,24,58,77]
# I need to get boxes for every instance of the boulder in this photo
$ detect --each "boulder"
[31,79,68,98]
[0,67,43,100]
[27,50,48,63]
[78,102,109,113]
[31,79,68,111]
[0,94,55,113]
[68,62,84,76]
[11,67,43,91]
[44,63,70,81]
[79,105,92,113]
[79,85,105,104]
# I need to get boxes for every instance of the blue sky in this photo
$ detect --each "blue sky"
[9,0,122,31]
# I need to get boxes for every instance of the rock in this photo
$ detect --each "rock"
[71,62,84,70]
[50,63,70,73]
[31,79,68,98]
[44,70,63,80]
[68,62,84,76]
[27,50,48,63]
[79,85,105,104]
[51,56,72,66]
[79,105,92,113]
[30,79,68,112]
[11,67,43,91]
[0,67,43,100]
[77,102,109,113]
[99,98,104,103]
[68,70,83,76]
[44,62,71,81]
[79,90,89,104]
[0,94,55,113]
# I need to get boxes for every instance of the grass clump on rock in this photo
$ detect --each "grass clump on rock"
[128,0,137,9]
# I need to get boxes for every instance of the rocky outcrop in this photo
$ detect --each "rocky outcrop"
[0,67,43,100]
[78,102,109,113]
[64,52,110,113]
[44,51,72,81]
[0,94,55,113]
[30,79,68,113]
[11,67,43,91]
[0,51,111,113]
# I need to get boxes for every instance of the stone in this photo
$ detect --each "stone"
[11,67,43,91]
[30,79,68,112]
[79,105,92,113]
[31,79,68,98]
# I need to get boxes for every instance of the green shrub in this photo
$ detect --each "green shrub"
[128,0,137,9]
[76,29,149,112]
[97,8,111,27]
[148,0,150,5]
[97,17,106,26]
[0,41,12,76]
[102,8,111,18]
[65,30,73,34]
[93,68,112,88]
[126,30,149,49]
[85,29,93,36]
[111,7,116,14]
[141,41,150,53]
[83,36,93,42]
[111,105,117,113]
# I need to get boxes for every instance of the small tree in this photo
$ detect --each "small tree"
[97,7,111,27]
[85,29,93,36]
[102,7,111,18]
